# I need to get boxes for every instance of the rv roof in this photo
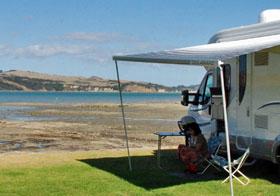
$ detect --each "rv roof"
[209,20,280,43]
[113,34,280,66]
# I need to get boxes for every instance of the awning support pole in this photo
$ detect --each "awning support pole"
[115,60,132,171]
[218,61,234,196]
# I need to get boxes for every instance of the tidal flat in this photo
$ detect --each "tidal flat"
[0,102,187,153]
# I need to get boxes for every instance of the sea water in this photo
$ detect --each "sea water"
[0,91,181,103]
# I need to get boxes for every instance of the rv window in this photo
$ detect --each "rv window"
[254,52,268,66]
[197,73,213,105]
[239,55,247,104]
[222,64,231,93]
[216,64,231,106]
[204,74,213,103]
[197,76,207,104]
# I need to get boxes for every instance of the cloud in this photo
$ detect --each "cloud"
[0,44,109,62]
[62,32,120,42]
[59,32,152,46]
[14,44,94,58]
[0,45,11,56]
[0,32,167,64]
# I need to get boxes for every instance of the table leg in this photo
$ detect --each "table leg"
[157,135,162,168]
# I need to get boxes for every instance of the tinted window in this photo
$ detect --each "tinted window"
[196,73,213,105]
[239,55,246,104]
[197,76,206,104]
[204,74,213,103]
[216,64,231,106]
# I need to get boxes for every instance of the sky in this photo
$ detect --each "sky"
[0,0,279,86]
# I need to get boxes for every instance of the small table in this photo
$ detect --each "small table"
[154,131,185,167]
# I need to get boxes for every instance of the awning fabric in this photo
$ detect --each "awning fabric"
[113,34,280,65]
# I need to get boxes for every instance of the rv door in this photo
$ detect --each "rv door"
[236,55,252,150]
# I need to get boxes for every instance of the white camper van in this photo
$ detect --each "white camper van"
[182,10,280,165]
[113,10,280,169]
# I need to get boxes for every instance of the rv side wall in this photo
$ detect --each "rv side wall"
[225,51,280,162]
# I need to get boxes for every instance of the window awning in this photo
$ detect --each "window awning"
[113,34,280,66]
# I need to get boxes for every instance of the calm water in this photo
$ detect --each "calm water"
[0,91,181,122]
[0,91,181,103]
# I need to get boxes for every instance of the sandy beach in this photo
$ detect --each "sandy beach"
[0,102,187,153]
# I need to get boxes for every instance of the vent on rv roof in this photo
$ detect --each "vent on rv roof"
[254,52,269,66]
[259,9,280,23]
[255,115,268,129]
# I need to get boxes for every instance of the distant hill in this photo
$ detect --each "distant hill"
[0,70,197,93]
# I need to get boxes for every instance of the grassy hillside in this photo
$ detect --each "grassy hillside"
[0,70,193,92]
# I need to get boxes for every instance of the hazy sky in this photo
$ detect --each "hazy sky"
[0,0,279,86]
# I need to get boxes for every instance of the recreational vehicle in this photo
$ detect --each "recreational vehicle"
[113,10,280,171]
[182,10,280,167]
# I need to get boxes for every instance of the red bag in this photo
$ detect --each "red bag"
[188,163,197,173]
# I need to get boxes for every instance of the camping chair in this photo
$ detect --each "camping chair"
[198,135,222,175]
[211,148,250,185]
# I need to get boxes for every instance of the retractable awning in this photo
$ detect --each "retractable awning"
[113,34,280,65]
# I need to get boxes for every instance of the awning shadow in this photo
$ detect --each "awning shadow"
[218,151,280,184]
[78,149,224,190]
[244,159,280,184]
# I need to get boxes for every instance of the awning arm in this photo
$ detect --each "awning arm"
[218,60,234,196]
[115,60,132,171]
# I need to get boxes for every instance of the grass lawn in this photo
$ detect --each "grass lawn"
[0,149,279,195]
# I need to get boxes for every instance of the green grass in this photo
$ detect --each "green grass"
[0,150,279,195]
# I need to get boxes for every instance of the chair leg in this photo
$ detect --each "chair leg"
[198,160,221,175]
[222,167,250,185]
[209,162,222,172]
[235,169,250,185]
[222,173,248,185]
[198,163,210,175]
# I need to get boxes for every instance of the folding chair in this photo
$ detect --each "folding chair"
[211,148,250,185]
[198,135,222,175]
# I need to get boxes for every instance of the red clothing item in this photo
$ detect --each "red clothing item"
[178,144,198,165]
[178,134,208,171]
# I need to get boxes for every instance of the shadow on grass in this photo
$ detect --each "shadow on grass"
[217,151,280,184]
[78,149,225,190]
[244,159,280,184]
[79,149,280,189]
